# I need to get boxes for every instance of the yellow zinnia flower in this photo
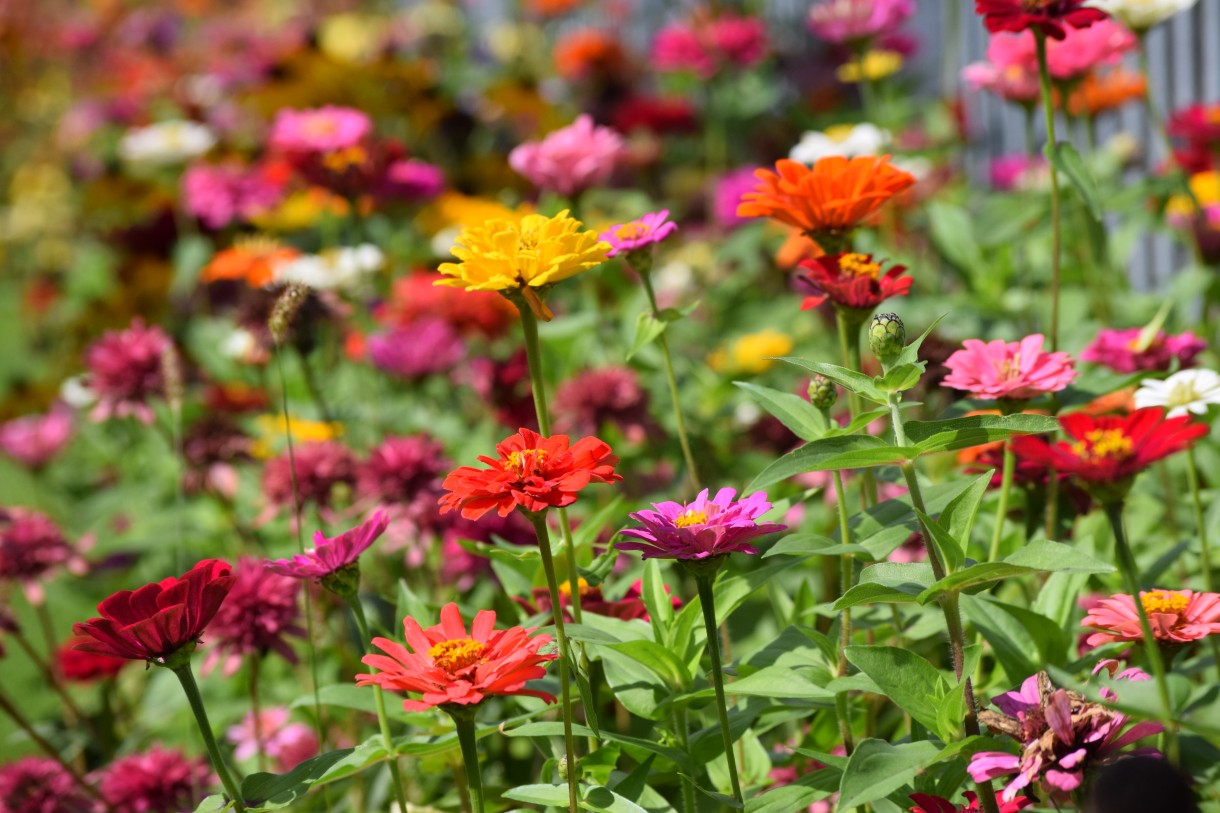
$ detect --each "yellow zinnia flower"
[250,414,343,458]
[708,330,794,375]
[436,209,610,320]
[836,50,903,84]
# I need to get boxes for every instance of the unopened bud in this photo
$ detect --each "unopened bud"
[269,283,309,344]
[160,343,184,412]
[807,375,837,410]
[869,312,906,362]
[320,561,361,599]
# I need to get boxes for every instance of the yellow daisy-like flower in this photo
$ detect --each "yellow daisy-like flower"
[250,414,344,459]
[836,50,904,84]
[708,330,794,375]
[436,209,610,320]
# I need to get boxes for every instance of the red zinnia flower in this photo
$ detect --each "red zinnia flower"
[796,252,911,312]
[98,745,213,813]
[355,602,558,712]
[58,636,127,682]
[72,559,235,665]
[975,0,1108,40]
[438,428,621,519]
[1011,407,1206,487]
[909,791,1033,813]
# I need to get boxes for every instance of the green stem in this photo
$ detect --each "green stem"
[988,441,1016,563]
[247,656,266,773]
[529,513,580,813]
[639,269,700,490]
[172,665,247,813]
[1184,447,1220,681]
[673,707,696,813]
[346,596,410,813]
[832,469,856,755]
[1023,105,1037,158]
[1102,501,1179,763]
[1034,30,1063,352]
[837,310,878,507]
[693,570,744,807]
[451,712,486,813]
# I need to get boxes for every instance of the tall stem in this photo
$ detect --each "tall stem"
[247,656,266,772]
[639,269,700,490]
[1034,30,1063,352]
[836,310,878,507]
[988,441,1016,563]
[832,469,856,755]
[1184,446,1220,681]
[172,665,247,813]
[529,513,580,813]
[673,707,696,813]
[693,569,744,807]
[451,712,486,813]
[346,596,410,813]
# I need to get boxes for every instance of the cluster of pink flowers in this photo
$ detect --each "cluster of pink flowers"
[366,319,466,380]
[1080,327,1206,373]
[509,115,624,197]
[226,708,319,772]
[651,12,769,79]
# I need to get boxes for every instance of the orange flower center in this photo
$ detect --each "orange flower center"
[838,253,881,279]
[675,509,709,528]
[1142,590,1190,616]
[559,577,591,598]
[614,222,649,241]
[505,448,550,477]
[1070,429,1134,462]
[1206,106,1220,125]
[428,638,487,672]
[321,146,368,172]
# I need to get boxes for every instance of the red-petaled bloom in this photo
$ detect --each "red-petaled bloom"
[514,578,681,622]
[201,558,305,676]
[438,428,621,519]
[98,745,213,813]
[72,559,235,665]
[0,756,93,813]
[975,0,1108,40]
[796,252,911,312]
[909,791,1033,813]
[58,636,127,682]
[355,602,558,712]
[1011,407,1206,486]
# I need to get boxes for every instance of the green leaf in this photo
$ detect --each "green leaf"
[917,539,1114,604]
[503,784,571,806]
[927,202,984,274]
[747,436,920,491]
[395,579,431,631]
[192,796,227,813]
[605,639,691,690]
[581,785,650,813]
[775,358,888,404]
[506,722,695,773]
[940,472,993,553]
[1046,141,1102,220]
[627,312,666,360]
[641,558,675,642]
[832,563,933,610]
[735,381,828,441]
[763,533,874,561]
[610,754,656,802]
[913,507,965,574]
[837,739,941,809]
[679,666,833,702]
[962,595,1066,684]
[241,748,355,808]
[904,414,1059,454]
[844,646,949,738]
[891,314,948,368]
[874,363,924,393]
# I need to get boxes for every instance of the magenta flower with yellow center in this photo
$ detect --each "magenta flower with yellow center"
[616,487,786,560]
[1083,589,1220,647]
[600,210,678,258]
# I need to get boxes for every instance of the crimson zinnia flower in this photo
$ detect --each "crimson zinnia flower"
[201,557,305,676]
[796,252,911,312]
[356,602,558,712]
[72,559,235,665]
[438,428,621,519]
[0,757,93,813]
[58,636,127,682]
[975,0,1108,40]
[98,745,213,813]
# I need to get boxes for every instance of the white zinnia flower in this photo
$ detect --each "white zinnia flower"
[1133,368,1220,418]
[275,244,385,291]
[1086,0,1199,32]
[789,123,890,165]
[118,121,217,165]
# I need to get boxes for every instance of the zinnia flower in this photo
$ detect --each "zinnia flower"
[355,602,558,711]
[651,13,769,78]
[118,121,216,165]
[366,320,465,380]
[713,167,763,229]
[183,162,285,229]
[908,791,1033,813]
[357,435,449,513]
[600,210,678,258]
[201,558,305,675]
[796,252,912,312]
[616,487,786,560]
[508,115,624,197]
[57,636,127,682]
[515,578,678,622]
[941,334,1077,400]
[1044,19,1136,80]
[73,559,235,665]
[226,708,319,772]
[736,156,916,241]
[0,404,73,468]
[261,440,356,514]
[1085,0,1198,31]
[274,245,384,291]
[383,271,517,339]
[1133,368,1220,418]
[98,746,213,813]
[807,0,915,44]
[438,428,621,519]
[1082,589,1220,647]
[269,106,372,154]
[266,511,389,589]
[84,319,170,424]
[0,757,93,813]
[553,366,655,442]
[963,33,1041,104]
[200,236,300,288]
[790,123,891,165]
[975,0,1108,40]
[0,509,86,603]
[1080,327,1206,373]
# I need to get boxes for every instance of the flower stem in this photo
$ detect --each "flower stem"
[836,310,878,507]
[346,596,410,813]
[450,711,485,813]
[172,665,247,813]
[1034,30,1063,352]
[988,440,1016,563]
[832,469,856,755]
[528,513,580,813]
[639,269,700,491]
[1103,501,1179,763]
[673,707,696,813]
[693,569,744,807]
[1184,447,1220,680]
[247,655,266,772]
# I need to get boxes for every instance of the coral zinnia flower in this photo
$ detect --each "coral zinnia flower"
[616,487,786,560]
[200,236,300,288]
[975,0,1108,40]
[266,511,389,584]
[736,156,916,240]
[438,428,621,519]
[355,602,558,712]
[73,559,235,665]
[1011,407,1206,486]
[941,334,1077,400]
[796,252,911,312]
[1082,589,1220,647]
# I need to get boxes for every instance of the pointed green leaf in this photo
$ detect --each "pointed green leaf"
[735,381,828,441]
[747,436,920,491]
[1046,141,1102,220]
[905,414,1058,454]
[837,739,941,809]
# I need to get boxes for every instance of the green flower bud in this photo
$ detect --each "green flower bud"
[320,561,362,598]
[807,375,837,410]
[870,312,906,362]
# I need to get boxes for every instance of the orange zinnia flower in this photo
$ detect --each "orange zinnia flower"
[356,602,557,712]
[200,237,299,288]
[439,428,621,519]
[736,156,916,239]
[1066,70,1146,117]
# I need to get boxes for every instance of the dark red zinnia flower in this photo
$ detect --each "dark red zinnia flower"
[201,558,305,676]
[0,756,93,813]
[553,366,656,443]
[975,0,1108,40]
[83,318,170,424]
[98,745,213,813]
[58,636,128,682]
[796,252,911,312]
[72,559,235,665]
[261,441,356,512]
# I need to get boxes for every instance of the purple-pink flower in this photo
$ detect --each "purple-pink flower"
[226,707,319,772]
[942,334,1077,400]
[267,511,389,581]
[366,319,465,380]
[600,210,678,258]
[84,318,170,424]
[0,756,93,813]
[508,115,624,197]
[651,14,768,78]
[382,158,445,201]
[617,487,786,560]
[807,0,914,45]
[269,106,372,154]
[182,161,285,229]
[0,403,73,468]
[1080,327,1206,373]
[0,508,87,604]
[98,745,213,813]
[713,167,762,229]
[201,557,305,676]
[261,440,356,515]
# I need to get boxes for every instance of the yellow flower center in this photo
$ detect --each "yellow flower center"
[1141,590,1190,616]
[321,146,368,172]
[559,577,590,598]
[839,253,881,279]
[428,638,487,672]
[824,124,856,143]
[675,509,709,528]
[836,50,903,83]
[992,353,1022,380]
[1070,429,1134,462]
[506,448,550,477]
[614,222,649,241]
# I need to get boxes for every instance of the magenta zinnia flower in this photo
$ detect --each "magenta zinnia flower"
[0,756,93,813]
[0,403,73,469]
[84,318,170,424]
[182,161,285,230]
[366,319,465,380]
[98,745,213,813]
[357,434,449,511]
[617,487,786,560]
[807,0,914,45]
[261,440,356,514]
[553,366,655,443]
[0,508,86,603]
[269,106,371,154]
[1080,327,1206,373]
[600,210,678,258]
[941,334,1077,400]
[201,557,305,675]
[266,511,389,582]
[1082,589,1220,648]
[508,115,623,197]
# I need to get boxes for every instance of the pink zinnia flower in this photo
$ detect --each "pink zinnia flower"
[553,366,655,443]
[651,14,768,78]
[0,757,93,813]
[84,318,170,424]
[941,334,1077,400]
[962,33,1040,104]
[508,115,623,197]
[182,162,285,229]
[366,319,465,380]
[1045,19,1136,81]
[909,791,1033,813]
[600,210,678,258]
[0,508,86,604]
[382,158,445,201]
[704,14,769,70]
[713,167,763,229]
[261,441,356,514]
[0,403,73,469]
[807,0,915,44]
[617,487,786,560]
[201,557,305,675]
[269,106,371,153]
[1082,589,1220,648]
[989,155,1049,191]
[1079,327,1206,373]
[226,707,319,772]
[98,746,213,813]
[266,511,389,582]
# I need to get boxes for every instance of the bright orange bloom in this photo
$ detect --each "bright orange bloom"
[356,602,557,712]
[555,29,628,80]
[1066,70,1146,117]
[439,428,621,519]
[736,156,916,238]
[200,237,299,287]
